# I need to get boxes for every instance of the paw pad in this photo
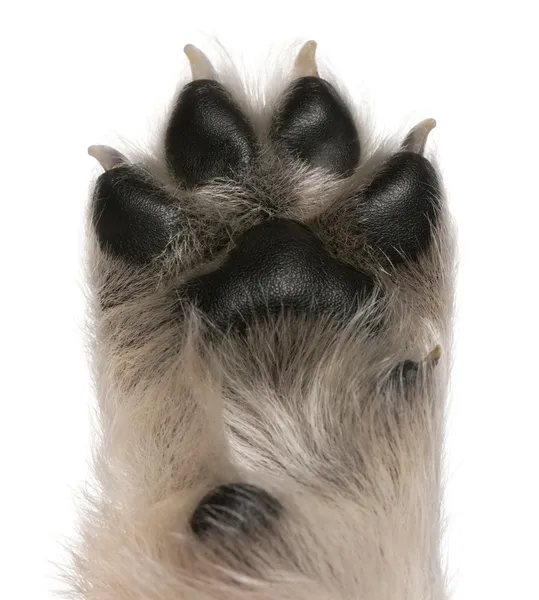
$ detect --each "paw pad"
[90,41,441,327]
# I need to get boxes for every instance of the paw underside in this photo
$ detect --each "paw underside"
[88,43,446,541]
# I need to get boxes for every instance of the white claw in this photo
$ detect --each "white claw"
[184,44,216,80]
[401,118,437,155]
[293,40,319,78]
[88,145,127,171]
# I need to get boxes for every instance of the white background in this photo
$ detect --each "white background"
[1,1,538,598]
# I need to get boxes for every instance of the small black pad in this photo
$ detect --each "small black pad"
[359,152,441,263]
[270,76,360,176]
[165,80,258,186]
[190,483,281,537]
[183,219,374,328]
[93,166,180,264]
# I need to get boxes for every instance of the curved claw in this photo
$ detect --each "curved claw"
[184,44,216,80]
[391,344,442,386]
[401,118,437,155]
[424,344,441,365]
[88,145,127,171]
[293,40,319,78]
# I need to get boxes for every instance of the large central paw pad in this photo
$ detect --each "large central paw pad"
[184,219,374,328]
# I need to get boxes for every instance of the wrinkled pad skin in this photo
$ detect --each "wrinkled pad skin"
[359,152,441,263]
[183,219,374,328]
[270,76,360,176]
[93,166,179,264]
[165,80,258,186]
[190,483,282,537]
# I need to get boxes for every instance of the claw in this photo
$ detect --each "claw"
[293,40,319,78]
[184,44,216,80]
[88,145,127,171]
[424,344,441,365]
[401,118,437,155]
[392,344,442,386]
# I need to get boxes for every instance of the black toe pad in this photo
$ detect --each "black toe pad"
[183,219,374,328]
[165,80,257,186]
[270,77,360,176]
[358,152,441,263]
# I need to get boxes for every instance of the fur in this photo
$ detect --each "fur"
[68,42,456,600]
